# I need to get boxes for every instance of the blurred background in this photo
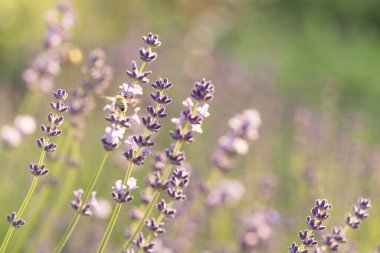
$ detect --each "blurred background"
[0,0,379,252]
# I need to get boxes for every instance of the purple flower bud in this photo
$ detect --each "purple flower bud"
[29,163,49,176]
[126,61,152,83]
[53,89,69,101]
[151,78,172,90]
[143,32,161,48]
[191,78,215,101]
[139,48,157,63]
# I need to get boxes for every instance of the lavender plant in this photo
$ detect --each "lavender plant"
[316,197,371,252]
[289,199,332,253]
[54,33,159,253]
[0,89,70,253]
[122,78,215,252]
[14,48,114,253]
[96,33,164,252]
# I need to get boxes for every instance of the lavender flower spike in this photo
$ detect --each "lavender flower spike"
[0,89,70,253]
[289,199,332,253]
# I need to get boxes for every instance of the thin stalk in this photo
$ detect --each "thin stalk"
[28,167,78,252]
[12,127,72,252]
[54,151,109,253]
[96,127,150,253]
[96,57,158,252]
[121,102,198,251]
[0,140,48,253]
[121,141,183,251]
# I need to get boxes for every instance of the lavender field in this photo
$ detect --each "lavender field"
[0,0,379,252]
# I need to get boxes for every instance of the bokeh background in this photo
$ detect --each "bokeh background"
[0,0,379,252]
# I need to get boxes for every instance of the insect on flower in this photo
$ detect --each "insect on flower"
[103,95,140,118]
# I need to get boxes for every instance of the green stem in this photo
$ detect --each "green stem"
[0,137,49,253]
[12,128,72,252]
[96,127,151,253]
[54,151,109,253]
[96,203,122,253]
[0,176,39,253]
[121,101,198,252]
[28,168,78,252]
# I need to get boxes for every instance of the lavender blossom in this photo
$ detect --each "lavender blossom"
[1,89,70,253]
[111,178,138,203]
[317,197,371,252]
[289,199,332,253]
[71,189,98,216]
[124,79,215,252]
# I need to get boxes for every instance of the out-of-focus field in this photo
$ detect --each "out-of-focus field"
[0,0,379,252]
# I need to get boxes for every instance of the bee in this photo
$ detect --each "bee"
[104,95,139,117]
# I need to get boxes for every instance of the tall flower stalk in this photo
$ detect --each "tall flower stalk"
[0,89,70,253]
[11,49,113,253]
[289,199,332,253]
[122,78,215,252]
[315,197,371,252]
[96,33,163,253]
[54,33,158,253]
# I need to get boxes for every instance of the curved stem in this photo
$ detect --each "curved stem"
[96,203,122,253]
[29,168,78,252]
[0,175,39,253]
[54,151,109,253]
[0,137,49,253]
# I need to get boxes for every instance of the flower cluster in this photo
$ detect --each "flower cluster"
[36,89,69,153]
[102,33,161,152]
[319,197,371,252]
[71,189,98,216]
[123,79,171,166]
[289,199,332,253]
[125,79,214,253]
[6,212,26,229]
[111,179,138,203]
[4,89,69,233]
[23,0,77,93]
[213,109,261,172]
